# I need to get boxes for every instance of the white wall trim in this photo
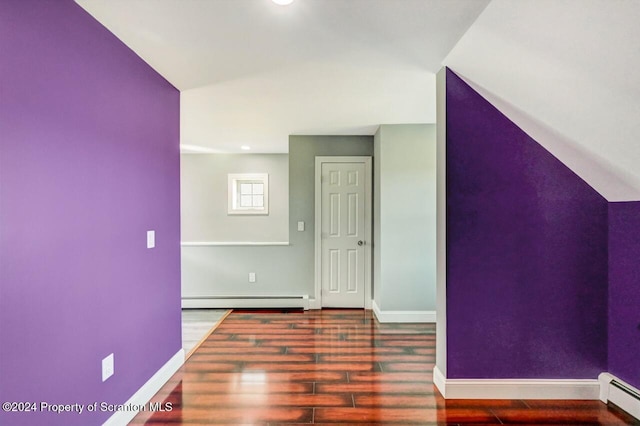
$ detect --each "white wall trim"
[433,366,599,400]
[182,295,309,310]
[372,300,436,323]
[308,298,321,310]
[102,349,184,426]
[308,298,371,311]
[599,372,640,420]
[314,156,372,309]
[181,241,290,246]
[435,66,448,378]
[433,365,447,397]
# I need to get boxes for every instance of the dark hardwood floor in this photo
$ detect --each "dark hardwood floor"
[131,309,638,425]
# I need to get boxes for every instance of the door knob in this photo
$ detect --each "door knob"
[358,240,364,246]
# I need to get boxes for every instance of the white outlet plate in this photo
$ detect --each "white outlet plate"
[102,353,114,382]
[249,272,256,283]
[297,221,305,231]
[147,230,155,248]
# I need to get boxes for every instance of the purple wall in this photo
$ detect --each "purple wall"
[445,69,608,379]
[0,2,181,425]
[608,202,640,389]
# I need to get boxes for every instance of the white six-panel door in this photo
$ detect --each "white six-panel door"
[319,161,368,308]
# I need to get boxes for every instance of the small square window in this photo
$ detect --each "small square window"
[228,173,269,215]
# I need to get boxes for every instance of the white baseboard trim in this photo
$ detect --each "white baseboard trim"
[103,349,184,426]
[372,300,436,323]
[433,364,447,396]
[182,295,309,310]
[433,366,599,400]
[599,372,640,420]
[307,298,371,310]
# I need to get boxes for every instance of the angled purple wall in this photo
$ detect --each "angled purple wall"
[608,202,640,389]
[445,69,608,379]
[0,1,181,425]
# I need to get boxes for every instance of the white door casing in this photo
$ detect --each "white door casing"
[314,157,372,308]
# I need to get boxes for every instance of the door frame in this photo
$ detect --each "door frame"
[314,156,372,309]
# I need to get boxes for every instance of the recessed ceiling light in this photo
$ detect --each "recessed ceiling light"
[272,0,294,5]
[241,145,251,151]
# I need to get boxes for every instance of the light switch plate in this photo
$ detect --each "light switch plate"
[147,230,155,248]
[297,221,305,231]
[102,353,114,382]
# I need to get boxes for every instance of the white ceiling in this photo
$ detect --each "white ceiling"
[75,0,490,153]
[444,0,640,201]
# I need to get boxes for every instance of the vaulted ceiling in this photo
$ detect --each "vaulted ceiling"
[75,0,490,152]
[443,0,640,201]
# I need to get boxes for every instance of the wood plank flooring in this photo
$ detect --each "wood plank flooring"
[182,309,230,357]
[131,309,638,425]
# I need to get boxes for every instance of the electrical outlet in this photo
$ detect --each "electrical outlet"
[297,221,305,231]
[249,272,256,283]
[102,353,114,382]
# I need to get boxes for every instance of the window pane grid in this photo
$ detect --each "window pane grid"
[228,174,269,215]
[236,181,264,208]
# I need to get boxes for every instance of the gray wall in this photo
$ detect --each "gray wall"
[288,135,375,297]
[182,245,299,297]
[182,136,373,300]
[181,154,288,242]
[374,124,437,312]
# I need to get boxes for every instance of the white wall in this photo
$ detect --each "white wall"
[181,154,288,242]
[179,57,437,154]
[443,0,640,201]
[373,124,437,316]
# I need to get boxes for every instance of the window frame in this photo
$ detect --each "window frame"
[227,173,269,215]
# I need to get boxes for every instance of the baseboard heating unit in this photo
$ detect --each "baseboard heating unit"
[599,373,640,420]
[182,295,309,310]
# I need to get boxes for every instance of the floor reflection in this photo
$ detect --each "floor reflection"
[131,309,635,425]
